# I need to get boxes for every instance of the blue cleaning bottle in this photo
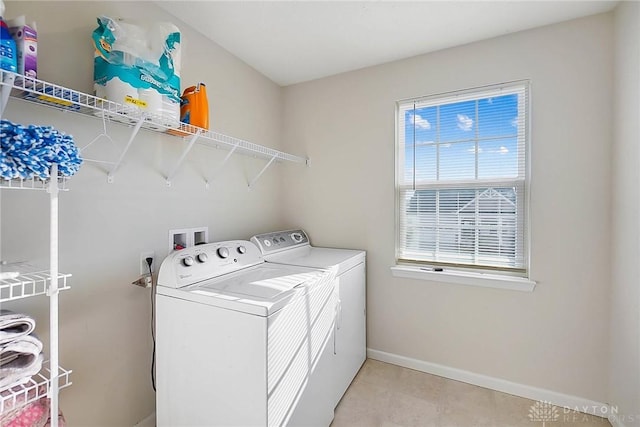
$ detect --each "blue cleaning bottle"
[0,0,17,73]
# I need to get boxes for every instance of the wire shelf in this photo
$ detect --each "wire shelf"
[0,270,71,302]
[0,176,69,191]
[0,70,308,165]
[0,362,72,415]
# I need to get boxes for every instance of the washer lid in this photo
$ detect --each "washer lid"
[157,263,328,316]
[196,263,318,299]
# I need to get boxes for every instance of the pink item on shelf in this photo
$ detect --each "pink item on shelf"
[1,397,65,427]
[3,397,48,427]
[0,382,45,419]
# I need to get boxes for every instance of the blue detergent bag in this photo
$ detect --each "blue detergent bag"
[0,1,17,73]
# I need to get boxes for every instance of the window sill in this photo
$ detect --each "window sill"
[390,265,536,292]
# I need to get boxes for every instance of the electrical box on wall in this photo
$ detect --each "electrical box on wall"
[169,227,209,253]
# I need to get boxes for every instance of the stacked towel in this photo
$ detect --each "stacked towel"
[0,311,43,392]
[0,310,36,345]
[0,119,83,180]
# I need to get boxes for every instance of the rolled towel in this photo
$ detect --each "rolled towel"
[0,311,36,346]
[0,334,44,391]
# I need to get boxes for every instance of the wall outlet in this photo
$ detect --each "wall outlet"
[140,251,155,275]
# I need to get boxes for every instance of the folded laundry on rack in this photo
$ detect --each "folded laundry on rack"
[0,334,44,391]
[0,311,36,346]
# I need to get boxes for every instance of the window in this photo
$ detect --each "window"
[396,81,529,275]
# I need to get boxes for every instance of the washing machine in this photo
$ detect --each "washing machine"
[155,240,338,427]
[250,230,366,413]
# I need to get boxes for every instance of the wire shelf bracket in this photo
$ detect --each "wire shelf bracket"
[248,153,279,190]
[204,142,240,189]
[165,130,202,187]
[107,115,146,184]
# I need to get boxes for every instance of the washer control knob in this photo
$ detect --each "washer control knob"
[237,246,247,254]
[217,247,230,259]
[196,253,208,263]
[182,256,194,267]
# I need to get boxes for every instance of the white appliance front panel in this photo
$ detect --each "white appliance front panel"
[267,273,337,426]
[332,264,367,407]
[156,294,268,426]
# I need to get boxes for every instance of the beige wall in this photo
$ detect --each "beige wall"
[610,2,640,425]
[1,2,291,425]
[282,13,613,403]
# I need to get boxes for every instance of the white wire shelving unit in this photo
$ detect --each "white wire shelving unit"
[0,70,308,188]
[0,270,71,302]
[0,362,72,416]
[0,165,70,427]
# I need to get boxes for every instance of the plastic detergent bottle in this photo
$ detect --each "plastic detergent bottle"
[180,83,209,130]
[0,0,17,73]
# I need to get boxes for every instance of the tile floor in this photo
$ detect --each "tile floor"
[331,359,612,427]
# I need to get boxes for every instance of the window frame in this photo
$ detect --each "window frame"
[394,81,531,279]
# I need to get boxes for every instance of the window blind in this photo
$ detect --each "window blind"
[396,81,529,273]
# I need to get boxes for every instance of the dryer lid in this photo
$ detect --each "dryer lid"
[264,246,365,275]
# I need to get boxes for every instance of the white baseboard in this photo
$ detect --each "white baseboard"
[367,348,612,418]
[134,413,155,427]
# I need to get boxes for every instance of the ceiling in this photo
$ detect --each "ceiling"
[157,1,618,87]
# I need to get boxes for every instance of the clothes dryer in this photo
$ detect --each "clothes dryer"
[251,230,366,411]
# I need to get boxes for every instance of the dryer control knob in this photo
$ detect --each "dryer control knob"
[182,256,194,267]
[217,247,230,259]
[197,253,208,263]
[237,246,247,254]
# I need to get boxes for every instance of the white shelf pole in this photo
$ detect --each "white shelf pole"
[48,164,59,427]
[248,153,279,189]
[107,115,146,183]
[0,72,16,118]
[165,130,201,186]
